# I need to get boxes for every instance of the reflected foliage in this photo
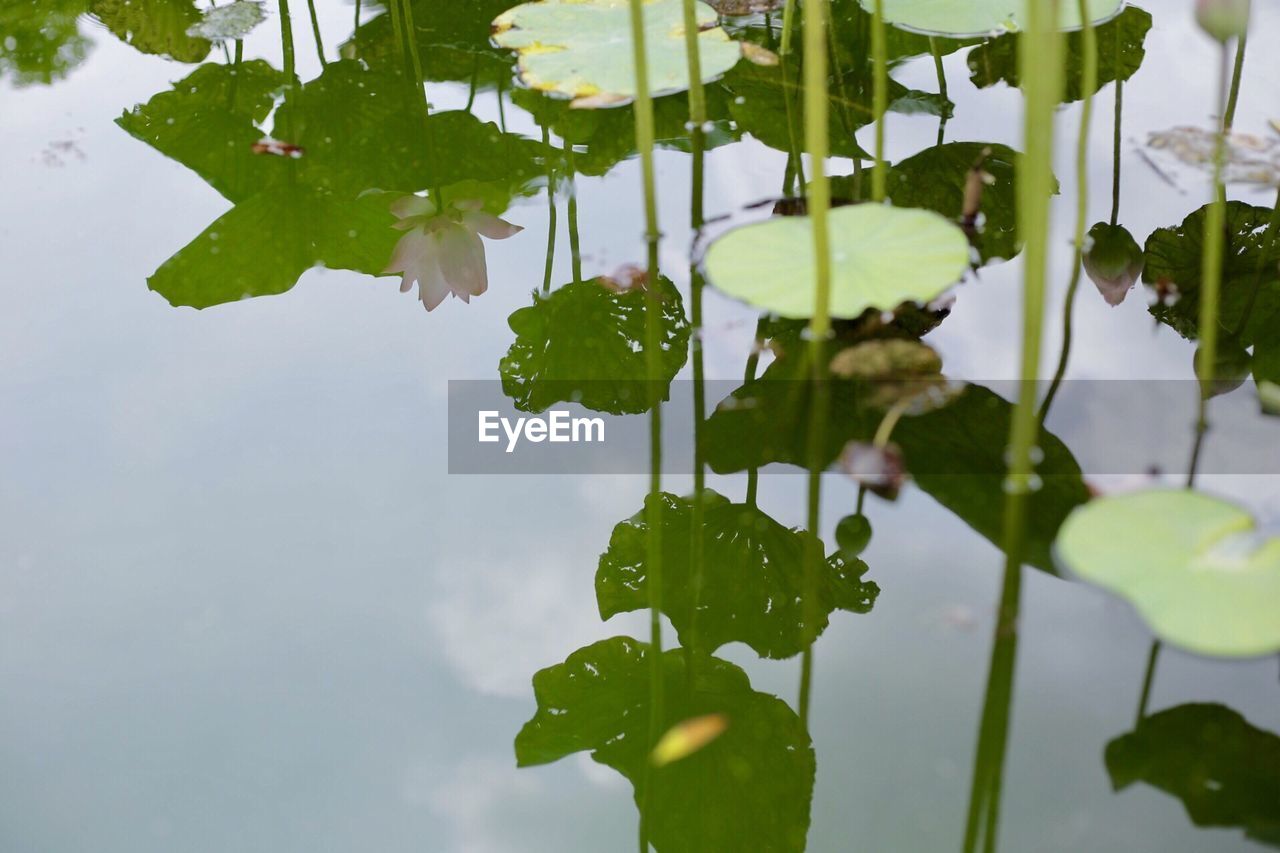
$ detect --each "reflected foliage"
[1107,703,1280,847]
[89,0,212,63]
[0,0,92,86]
[968,5,1152,103]
[516,636,814,852]
[596,490,878,659]
[500,276,690,414]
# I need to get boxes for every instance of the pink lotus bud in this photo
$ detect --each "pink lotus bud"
[1082,223,1144,306]
[1196,0,1250,42]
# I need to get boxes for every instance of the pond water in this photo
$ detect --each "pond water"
[3,0,1280,850]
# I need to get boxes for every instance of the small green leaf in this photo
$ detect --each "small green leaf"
[703,204,970,319]
[1056,489,1280,658]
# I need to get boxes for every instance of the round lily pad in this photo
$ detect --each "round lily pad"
[862,0,1123,39]
[491,0,742,102]
[703,204,970,319]
[1056,489,1280,658]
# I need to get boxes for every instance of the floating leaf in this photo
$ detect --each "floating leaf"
[703,204,970,319]
[651,714,729,767]
[516,636,814,852]
[491,0,742,102]
[500,276,690,415]
[1143,201,1280,348]
[1055,489,1280,657]
[967,5,1151,103]
[1106,703,1280,847]
[1146,125,1280,188]
[185,0,265,41]
[596,491,878,659]
[863,0,1123,39]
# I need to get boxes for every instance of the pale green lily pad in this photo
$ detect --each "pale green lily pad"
[491,0,742,102]
[1056,489,1280,658]
[862,0,1123,39]
[703,204,970,320]
[186,0,265,41]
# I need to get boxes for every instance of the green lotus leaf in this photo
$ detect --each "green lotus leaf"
[515,636,814,852]
[185,0,265,41]
[703,204,970,319]
[1056,489,1280,658]
[500,276,690,415]
[1106,703,1280,847]
[492,0,743,102]
[595,490,878,659]
[90,0,211,63]
[861,0,1123,39]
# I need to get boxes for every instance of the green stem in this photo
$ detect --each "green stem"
[1039,0,1097,425]
[354,0,361,35]
[797,0,833,729]
[780,0,797,56]
[743,317,768,508]
[871,0,887,201]
[1135,640,1161,725]
[1110,77,1122,226]
[278,0,297,139]
[1223,30,1247,133]
[566,142,582,285]
[931,36,948,146]
[305,0,326,67]
[397,0,439,204]
[541,127,557,295]
[626,0,663,844]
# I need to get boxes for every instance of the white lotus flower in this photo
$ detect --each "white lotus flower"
[385,196,522,311]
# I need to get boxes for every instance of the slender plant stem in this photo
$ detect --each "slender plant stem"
[626,0,663,846]
[305,0,326,67]
[397,0,439,203]
[871,0,887,201]
[1110,83,1122,225]
[1040,0,1097,424]
[278,0,297,141]
[566,142,583,285]
[1135,640,1161,725]
[1190,44,1231,486]
[1223,30,1247,133]
[780,0,797,56]
[541,127,557,295]
[798,0,833,729]
[931,37,948,146]
[354,0,361,35]
[743,317,768,508]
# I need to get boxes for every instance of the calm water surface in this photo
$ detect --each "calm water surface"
[3,0,1280,850]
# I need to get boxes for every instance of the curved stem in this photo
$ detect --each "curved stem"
[1135,640,1161,725]
[541,127,557,295]
[305,0,326,67]
[1040,0,1097,425]
[1223,31,1247,133]
[931,37,948,146]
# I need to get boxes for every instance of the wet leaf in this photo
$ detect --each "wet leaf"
[863,0,1122,39]
[185,0,265,41]
[703,204,970,319]
[500,276,690,415]
[515,636,814,852]
[491,0,742,102]
[651,714,729,766]
[1106,703,1280,846]
[1056,489,1280,657]
[596,491,878,659]
[1143,201,1280,348]
[968,5,1151,103]
[90,0,211,63]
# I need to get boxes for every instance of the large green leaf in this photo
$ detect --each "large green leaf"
[595,490,878,659]
[492,0,743,102]
[1055,489,1280,657]
[89,0,211,62]
[515,636,814,852]
[116,60,283,202]
[1143,201,1280,348]
[703,204,970,319]
[861,0,1123,39]
[1106,703,1280,847]
[500,276,690,415]
[702,347,1090,573]
[968,6,1152,103]
[0,0,91,87]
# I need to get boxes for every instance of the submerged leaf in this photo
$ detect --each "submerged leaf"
[703,204,970,319]
[1147,125,1280,188]
[185,0,265,41]
[492,0,742,101]
[515,637,814,852]
[1056,489,1280,657]
[90,0,211,62]
[596,491,878,659]
[1106,703,1280,846]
